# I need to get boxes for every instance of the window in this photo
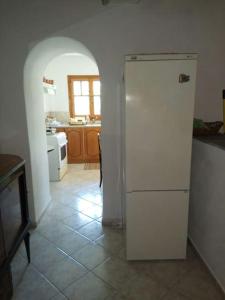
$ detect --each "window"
[68,75,101,119]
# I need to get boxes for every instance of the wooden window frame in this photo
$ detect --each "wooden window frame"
[68,75,101,120]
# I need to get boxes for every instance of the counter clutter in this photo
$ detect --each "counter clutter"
[53,123,101,128]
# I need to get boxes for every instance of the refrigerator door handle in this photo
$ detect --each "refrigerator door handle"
[179,74,190,83]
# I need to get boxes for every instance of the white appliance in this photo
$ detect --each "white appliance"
[125,54,197,260]
[47,132,68,181]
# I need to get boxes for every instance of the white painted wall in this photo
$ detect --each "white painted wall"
[1,1,225,224]
[44,54,99,112]
[56,1,225,221]
[189,139,225,292]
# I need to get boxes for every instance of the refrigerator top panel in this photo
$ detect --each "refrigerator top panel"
[125,53,198,62]
[125,56,197,192]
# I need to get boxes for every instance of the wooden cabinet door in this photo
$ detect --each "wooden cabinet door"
[84,127,101,163]
[65,128,84,163]
[0,180,23,254]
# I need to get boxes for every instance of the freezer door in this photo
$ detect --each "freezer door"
[126,191,189,260]
[125,58,197,192]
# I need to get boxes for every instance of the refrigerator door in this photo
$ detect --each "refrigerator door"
[125,57,197,192]
[126,190,189,260]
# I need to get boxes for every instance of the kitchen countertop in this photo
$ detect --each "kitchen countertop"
[190,138,225,291]
[49,123,101,128]
[195,135,225,150]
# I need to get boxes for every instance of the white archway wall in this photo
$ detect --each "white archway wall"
[2,0,225,227]
[24,37,99,224]
[44,54,99,115]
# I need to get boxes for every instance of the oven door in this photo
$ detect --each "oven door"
[59,142,67,168]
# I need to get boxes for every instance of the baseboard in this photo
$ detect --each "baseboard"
[32,196,52,227]
[188,235,225,294]
[102,218,124,228]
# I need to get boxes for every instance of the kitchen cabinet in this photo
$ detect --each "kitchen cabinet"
[65,128,84,163]
[84,127,101,163]
[56,126,101,163]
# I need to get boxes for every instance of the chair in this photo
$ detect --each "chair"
[98,133,103,187]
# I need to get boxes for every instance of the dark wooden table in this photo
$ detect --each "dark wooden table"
[0,154,31,300]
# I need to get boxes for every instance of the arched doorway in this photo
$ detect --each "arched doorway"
[24,37,102,224]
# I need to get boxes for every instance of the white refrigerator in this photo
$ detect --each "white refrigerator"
[125,54,197,260]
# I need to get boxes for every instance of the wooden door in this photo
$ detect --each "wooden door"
[84,127,101,163]
[65,128,84,163]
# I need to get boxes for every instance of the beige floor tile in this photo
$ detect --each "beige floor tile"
[93,257,137,290]
[37,218,77,243]
[66,197,94,212]
[160,290,191,300]
[46,202,77,220]
[81,204,102,219]
[119,273,169,300]
[105,293,129,300]
[38,212,58,225]
[12,165,225,300]
[71,243,110,270]
[31,243,68,274]
[96,227,125,255]
[97,216,102,223]
[63,272,115,300]
[12,265,58,300]
[53,185,81,195]
[68,197,102,219]
[19,231,53,258]
[50,293,68,300]
[62,212,93,230]
[79,192,103,206]
[51,230,90,255]
[77,221,104,240]
[55,194,78,207]
[131,259,190,289]
[44,256,87,290]
[76,190,93,198]
[17,241,27,257]
[87,185,101,192]
[176,262,225,300]
[11,253,29,288]
[115,247,126,260]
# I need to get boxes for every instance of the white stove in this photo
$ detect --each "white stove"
[47,132,68,181]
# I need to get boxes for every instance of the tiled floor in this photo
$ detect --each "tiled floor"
[12,164,225,300]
